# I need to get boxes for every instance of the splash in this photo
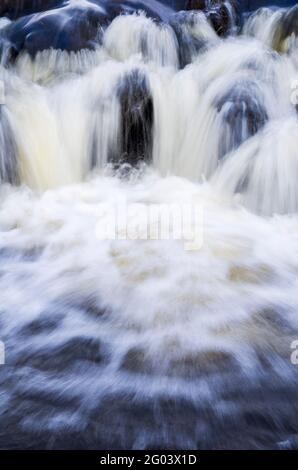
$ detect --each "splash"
[1,0,298,451]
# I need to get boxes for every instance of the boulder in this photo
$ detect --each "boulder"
[170,10,217,67]
[215,81,268,158]
[0,0,62,19]
[186,0,239,36]
[2,3,109,57]
[271,5,298,52]
[115,69,154,166]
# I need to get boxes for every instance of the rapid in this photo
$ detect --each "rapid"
[0,0,298,450]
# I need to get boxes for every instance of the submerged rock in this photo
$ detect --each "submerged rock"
[215,81,268,159]
[206,1,239,36]
[0,104,19,184]
[14,335,106,371]
[115,69,154,166]
[104,0,173,22]
[186,0,239,36]
[170,10,218,67]
[271,5,298,52]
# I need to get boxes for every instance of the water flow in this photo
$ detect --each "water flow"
[1,1,298,450]
[1,7,297,213]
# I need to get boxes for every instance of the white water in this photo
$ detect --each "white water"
[1,7,298,449]
[1,11,297,214]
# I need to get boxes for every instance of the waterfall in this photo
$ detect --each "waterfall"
[1,0,298,451]
[0,2,297,214]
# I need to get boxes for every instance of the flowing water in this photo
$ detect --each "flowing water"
[1,0,298,450]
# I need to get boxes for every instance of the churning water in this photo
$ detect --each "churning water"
[1,0,298,450]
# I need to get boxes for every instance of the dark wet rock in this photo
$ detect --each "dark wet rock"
[0,1,174,60]
[240,1,297,12]
[1,357,298,449]
[89,394,200,450]
[170,11,211,68]
[78,296,108,317]
[18,313,63,337]
[121,347,153,374]
[0,245,43,261]
[104,1,172,22]
[1,1,244,65]
[112,69,154,167]
[0,1,177,24]
[14,336,106,371]
[0,38,19,66]
[13,386,79,410]
[0,1,240,62]
[272,5,298,52]
[186,0,239,36]
[0,105,19,184]
[0,0,62,19]
[206,2,239,36]
[169,350,238,379]
[121,346,237,379]
[1,3,109,57]
[186,0,206,9]
[56,295,108,318]
[215,81,268,159]
[255,307,294,336]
